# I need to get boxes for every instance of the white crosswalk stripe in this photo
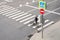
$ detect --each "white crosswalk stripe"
[2,7,12,11]
[0,10,15,15]
[0,9,9,12]
[0,5,36,25]
[32,19,50,28]
[8,11,24,18]
[2,5,15,10]
[5,10,21,16]
[1,6,15,11]
[0,10,10,13]
[0,9,7,13]
[2,7,16,12]
[0,5,54,30]
[0,2,7,5]
[12,13,29,19]
[1,5,10,8]
[45,20,50,23]
[0,6,18,15]
[3,9,19,15]
[16,14,32,21]
[37,21,54,31]
[24,18,34,24]
[20,15,36,22]
[12,14,32,21]
[0,12,4,14]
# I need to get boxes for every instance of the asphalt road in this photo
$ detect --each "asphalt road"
[0,14,36,40]
[0,0,60,40]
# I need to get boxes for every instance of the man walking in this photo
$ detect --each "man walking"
[35,16,38,24]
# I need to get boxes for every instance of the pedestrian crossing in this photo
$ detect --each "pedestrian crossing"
[0,5,36,24]
[37,21,54,32]
[20,15,36,22]
[9,12,24,18]
[32,19,50,28]
[0,2,7,5]
[0,5,54,31]
[32,19,54,32]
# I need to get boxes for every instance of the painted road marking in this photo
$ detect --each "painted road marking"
[6,10,21,16]
[12,13,29,19]
[37,21,54,31]
[24,17,34,24]
[2,9,18,15]
[20,15,36,22]
[9,11,24,18]
[16,14,32,21]
[32,19,50,28]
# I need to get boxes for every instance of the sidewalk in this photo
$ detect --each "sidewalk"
[30,21,60,40]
